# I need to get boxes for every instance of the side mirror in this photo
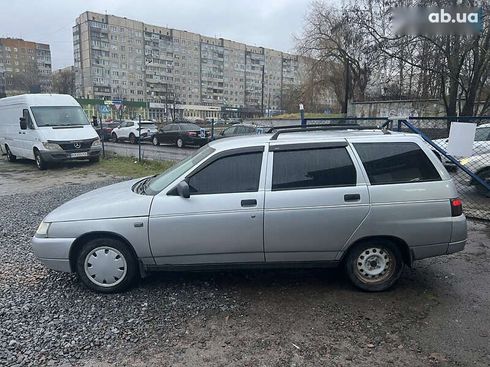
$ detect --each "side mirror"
[19,117,27,130]
[176,180,190,199]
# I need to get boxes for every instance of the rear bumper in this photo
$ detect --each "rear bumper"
[39,148,101,162]
[412,239,466,260]
[184,136,209,146]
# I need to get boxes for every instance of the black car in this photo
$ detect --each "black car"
[215,124,271,140]
[152,123,209,148]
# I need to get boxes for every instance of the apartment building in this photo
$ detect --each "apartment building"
[0,38,52,96]
[73,11,308,120]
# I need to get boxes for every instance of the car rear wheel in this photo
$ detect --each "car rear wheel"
[34,149,47,170]
[345,240,403,292]
[176,138,184,148]
[129,133,137,144]
[76,237,139,293]
[111,132,118,143]
[152,135,160,146]
[475,169,490,197]
[5,145,16,162]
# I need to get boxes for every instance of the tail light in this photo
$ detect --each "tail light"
[187,131,197,137]
[450,198,463,217]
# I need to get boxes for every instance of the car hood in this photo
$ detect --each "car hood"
[44,179,154,222]
[37,125,99,142]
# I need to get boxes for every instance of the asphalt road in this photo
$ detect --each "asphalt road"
[102,141,195,161]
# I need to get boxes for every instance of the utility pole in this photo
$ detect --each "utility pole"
[261,64,265,117]
[268,91,271,117]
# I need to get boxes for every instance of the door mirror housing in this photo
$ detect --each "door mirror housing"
[19,117,27,130]
[176,180,190,198]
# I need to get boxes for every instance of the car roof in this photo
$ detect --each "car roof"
[208,129,420,151]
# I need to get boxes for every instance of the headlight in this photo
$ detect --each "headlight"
[92,138,101,147]
[36,221,51,238]
[42,142,62,151]
[460,158,471,166]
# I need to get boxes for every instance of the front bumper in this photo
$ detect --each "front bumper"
[31,236,75,273]
[39,147,102,162]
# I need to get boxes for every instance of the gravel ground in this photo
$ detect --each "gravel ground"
[1,177,490,366]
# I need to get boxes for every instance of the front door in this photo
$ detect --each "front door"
[149,147,266,265]
[264,143,370,262]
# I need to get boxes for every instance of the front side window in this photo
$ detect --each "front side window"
[272,147,356,191]
[31,106,90,127]
[188,151,263,195]
[354,142,441,185]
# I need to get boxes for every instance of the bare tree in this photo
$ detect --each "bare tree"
[52,68,75,95]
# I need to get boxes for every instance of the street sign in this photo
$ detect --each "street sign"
[97,105,111,114]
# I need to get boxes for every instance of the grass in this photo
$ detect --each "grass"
[93,155,175,178]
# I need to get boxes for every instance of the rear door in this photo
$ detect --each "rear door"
[264,142,370,262]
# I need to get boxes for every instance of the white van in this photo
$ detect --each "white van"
[0,94,101,170]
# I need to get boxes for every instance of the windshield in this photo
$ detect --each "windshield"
[31,106,90,127]
[145,145,215,194]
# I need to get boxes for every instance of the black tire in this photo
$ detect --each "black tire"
[75,237,139,293]
[5,145,16,162]
[176,138,184,148]
[344,240,404,292]
[34,149,47,170]
[129,133,137,144]
[475,169,490,197]
[89,156,100,163]
[152,135,160,146]
[112,132,118,143]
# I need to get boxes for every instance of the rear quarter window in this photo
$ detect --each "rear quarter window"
[354,142,441,185]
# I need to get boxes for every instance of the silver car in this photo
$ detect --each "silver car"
[32,128,467,293]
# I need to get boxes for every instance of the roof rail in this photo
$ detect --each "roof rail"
[269,125,385,141]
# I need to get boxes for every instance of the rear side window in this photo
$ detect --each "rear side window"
[272,147,356,191]
[188,152,262,194]
[354,142,441,185]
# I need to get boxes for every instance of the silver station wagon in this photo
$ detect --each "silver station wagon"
[32,127,467,293]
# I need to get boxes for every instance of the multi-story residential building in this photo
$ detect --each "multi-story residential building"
[73,11,309,120]
[0,38,52,96]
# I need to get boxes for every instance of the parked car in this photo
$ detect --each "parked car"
[32,127,466,293]
[152,122,209,148]
[433,123,490,168]
[111,120,158,144]
[457,153,490,196]
[0,94,101,170]
[97,121,121,141]
[214,124,271,140]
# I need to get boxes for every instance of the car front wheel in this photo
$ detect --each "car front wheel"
[76,237,139,293]
[34,149,47,170]
[176,138,184,148]
[152,135,160,146]
[344,240,404,292]
[129,133,137,144]
[111,132,118,142]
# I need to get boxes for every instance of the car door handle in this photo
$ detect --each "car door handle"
[344,194,361,202]
[241,199,257,207]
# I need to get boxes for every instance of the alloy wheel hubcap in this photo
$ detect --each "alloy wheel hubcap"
[355,247,394,283]
[84,246,127,287]
[177,139,182,147]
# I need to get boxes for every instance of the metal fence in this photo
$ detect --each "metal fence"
[293,116,490,221]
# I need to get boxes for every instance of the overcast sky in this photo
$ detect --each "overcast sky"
[0,0,312,69]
